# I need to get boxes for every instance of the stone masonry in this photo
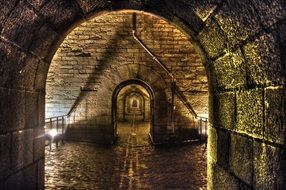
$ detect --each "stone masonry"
[46,12,208,144]
[0,0,285,189]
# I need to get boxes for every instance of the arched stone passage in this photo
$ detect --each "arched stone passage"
[46,11,205,144]
[0,1,285,189]
[124,92,145,121]
[116,84,151,122]
[112,79,154,139]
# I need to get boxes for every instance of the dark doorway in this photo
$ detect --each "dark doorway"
[112,79,154,142]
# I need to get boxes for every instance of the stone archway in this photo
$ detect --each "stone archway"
[112,79,154,140]
[46,11,205,145]
[120,87,148,121]
[0,1,285,189]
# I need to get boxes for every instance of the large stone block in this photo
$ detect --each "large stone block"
[251,0,286,28]
[26,0,46,10]
[278,19,286,43]
[29,24,59,60]
[0,88,8,131]
[214,0,261,46]
[4,53,39,90]
[111,0,143,11]
[207,126,218,163]
[198,18,228,58]
[33,127,45,162]
[229,134,253,185]
[243,33,284,87]
[208,161,240,190]
[0,41,26,88]
[38,91,46,127]
[35,61,50,91]
[0,133,11,180]
[253,141,286,190]
[277,21,286,82]
[239,182,253,190]
[37,159,45,190]
[25,91,39,129]
[236,89,264,139]
[0,0,18,31]
[213,49,246,90]
[264,88,285,145]
[12,55,38,90]
[171,1,203,34]
[40,0,83,32]
[11,129,34,171]
[186,0,221,22]
[217,129,230,169]
[1,1,42,50]
[75,0,111,14]
[1,162,37,190]
[0,89,25,132]
[213,92,236,130]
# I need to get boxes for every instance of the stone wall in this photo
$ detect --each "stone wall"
[46,12,208,118]
[202,1,286,189]
[46,12,208,143]
[0,0,285,189]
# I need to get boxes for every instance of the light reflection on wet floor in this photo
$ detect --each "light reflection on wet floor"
[45,122,207,190]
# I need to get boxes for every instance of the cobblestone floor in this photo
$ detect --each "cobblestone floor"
[45,122,207,190]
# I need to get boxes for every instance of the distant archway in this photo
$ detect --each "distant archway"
[112,79,154,139]
[124,91,145,121]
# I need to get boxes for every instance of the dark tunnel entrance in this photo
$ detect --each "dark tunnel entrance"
[112,79,154,143]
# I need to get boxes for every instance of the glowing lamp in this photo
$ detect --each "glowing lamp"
[49,129,58,138]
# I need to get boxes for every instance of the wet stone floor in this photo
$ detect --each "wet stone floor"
[45,122,207,190]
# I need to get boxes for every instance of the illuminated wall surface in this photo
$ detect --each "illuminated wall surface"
[46,12,208,118]
[46,12,206,144]
[0,1,285,189]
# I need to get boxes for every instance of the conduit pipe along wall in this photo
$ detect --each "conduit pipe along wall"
[132,13,175,80]
[131,13,176,133]
[131,12,197,123]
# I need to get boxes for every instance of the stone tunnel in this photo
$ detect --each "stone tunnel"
[0,0,285,190]
[45,11,208,144]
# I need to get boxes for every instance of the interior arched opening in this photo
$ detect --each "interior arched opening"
[112,79,154,144]
[44,10,208,189]
[45,10,208,144]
